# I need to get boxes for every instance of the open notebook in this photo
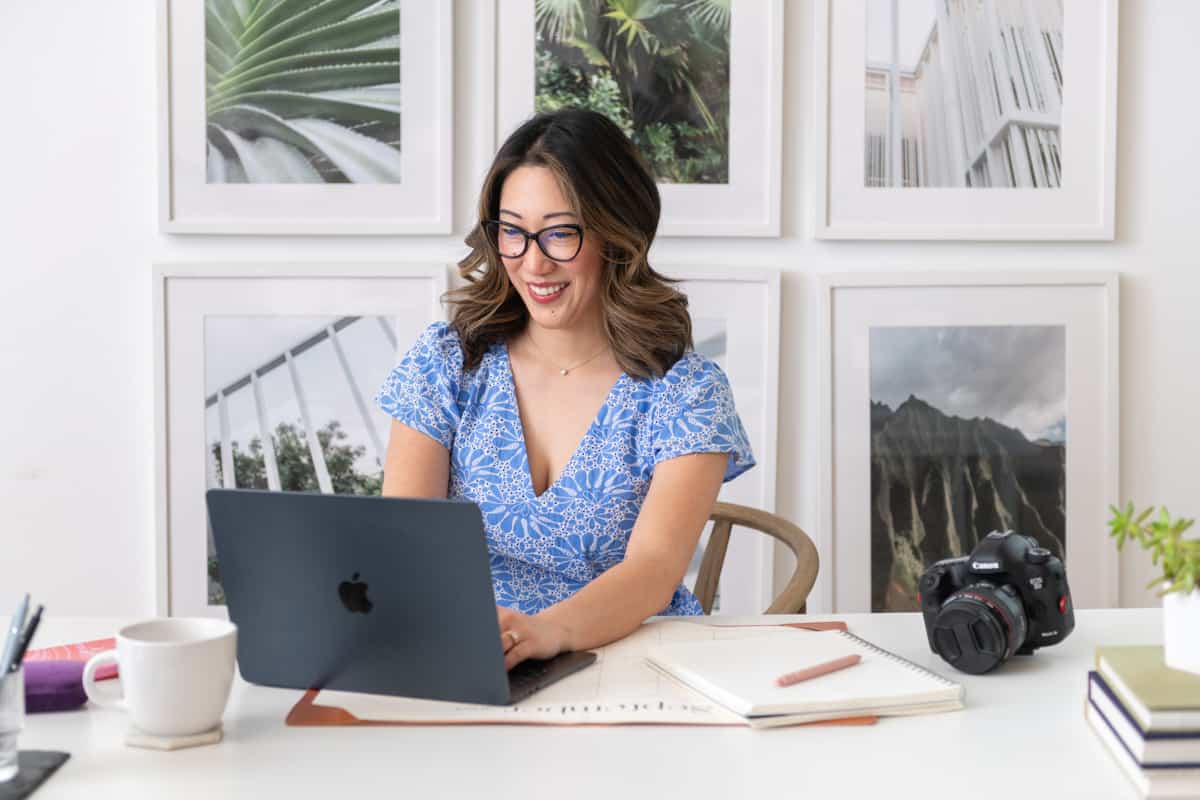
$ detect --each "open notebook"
[287,621,891,729]
[646,629,963,720]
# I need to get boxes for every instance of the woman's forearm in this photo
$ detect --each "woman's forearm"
[537,557,680,651]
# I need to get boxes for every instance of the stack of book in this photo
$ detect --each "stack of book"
[1086,645,1200,798]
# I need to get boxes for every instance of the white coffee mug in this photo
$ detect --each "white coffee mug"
[82,618,237,737]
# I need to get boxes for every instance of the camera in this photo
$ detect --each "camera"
[919,530,1074,675]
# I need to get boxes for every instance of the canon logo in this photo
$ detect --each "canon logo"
[971,561,1001,570]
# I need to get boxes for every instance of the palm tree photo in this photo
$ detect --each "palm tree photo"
[204,0,402,184]
[535,0,731,184]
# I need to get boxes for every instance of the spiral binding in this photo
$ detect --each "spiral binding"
[834,630,959,687]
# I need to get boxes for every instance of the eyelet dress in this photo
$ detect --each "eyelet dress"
[376,322,754,616]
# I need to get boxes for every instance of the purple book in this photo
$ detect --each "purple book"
[22,661,88,713]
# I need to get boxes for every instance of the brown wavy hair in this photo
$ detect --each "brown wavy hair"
[448,109,692,379]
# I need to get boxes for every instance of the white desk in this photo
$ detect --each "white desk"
[14,610,1157,799]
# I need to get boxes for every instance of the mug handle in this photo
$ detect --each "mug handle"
[82,651,126,710]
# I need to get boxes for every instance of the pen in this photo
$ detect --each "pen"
[8,605,44,672]
[775,654,862,687]
[0,593,30,675]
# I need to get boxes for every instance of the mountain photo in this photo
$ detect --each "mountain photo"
[870,326,1066,612]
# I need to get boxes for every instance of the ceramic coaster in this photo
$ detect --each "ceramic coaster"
[124,725,223,751]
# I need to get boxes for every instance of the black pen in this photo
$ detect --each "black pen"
[9,605,44,672]
[0,593,30,675]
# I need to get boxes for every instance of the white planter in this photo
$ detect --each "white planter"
[1163,588,1200,675]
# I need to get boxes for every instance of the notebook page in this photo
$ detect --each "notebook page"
[646,630,962,717]
[313,621,826,726]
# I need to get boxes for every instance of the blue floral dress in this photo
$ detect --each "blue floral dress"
[376,322,755,616]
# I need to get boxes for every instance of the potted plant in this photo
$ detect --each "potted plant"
[1109,503,1200,674]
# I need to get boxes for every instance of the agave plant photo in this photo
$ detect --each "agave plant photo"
[534,0,731,184]
[205,0,401,184]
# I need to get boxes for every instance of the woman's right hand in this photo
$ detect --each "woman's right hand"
[496,605,572,670]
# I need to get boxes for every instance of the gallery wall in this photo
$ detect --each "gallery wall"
[0,1,1196,616]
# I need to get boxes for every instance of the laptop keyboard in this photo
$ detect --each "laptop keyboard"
[506,650,597,704]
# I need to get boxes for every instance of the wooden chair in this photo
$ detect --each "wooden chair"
[693,502,819,614]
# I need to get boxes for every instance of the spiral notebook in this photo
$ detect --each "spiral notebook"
[645,629,964,720]
[287,621,884,728]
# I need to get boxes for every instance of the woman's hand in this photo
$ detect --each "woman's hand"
[496,606,572,670]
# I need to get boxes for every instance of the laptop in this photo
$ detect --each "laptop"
[205,489,596,705]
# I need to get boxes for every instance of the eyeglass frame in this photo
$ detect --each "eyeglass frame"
[481,219,586,262]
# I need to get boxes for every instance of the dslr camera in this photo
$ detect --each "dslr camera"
[919,530,1074,675]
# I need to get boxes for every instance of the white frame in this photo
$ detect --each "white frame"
[811,0,1119,240]
[817,271,1120,613]
[157,1,453,234]
[154,263,448,616]
[496,0,783,237]
[669,266,781,614]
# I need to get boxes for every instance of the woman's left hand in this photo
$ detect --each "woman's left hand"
[496,606,572,670]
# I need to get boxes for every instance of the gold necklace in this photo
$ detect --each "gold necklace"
[525,334,610,376]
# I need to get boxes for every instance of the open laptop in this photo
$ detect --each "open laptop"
[205,489,595,705]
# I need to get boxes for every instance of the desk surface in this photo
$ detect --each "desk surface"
[14,609,1156,800]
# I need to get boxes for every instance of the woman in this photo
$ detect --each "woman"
[376,109,753,669]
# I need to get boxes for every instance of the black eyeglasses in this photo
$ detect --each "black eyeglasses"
[482,220,584,262]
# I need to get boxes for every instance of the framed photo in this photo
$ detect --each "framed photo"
[812,0,1118,240]
[154,263,447,616]
[157,1,452,234]
[817,272,1119,614]
[496,0,783,237]
[671,267,780,614]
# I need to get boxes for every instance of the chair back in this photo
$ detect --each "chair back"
[693,502,819,614]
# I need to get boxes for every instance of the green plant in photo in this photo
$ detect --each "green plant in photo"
[535,51,634,136]
[1109,503,1200,595]
[534,0,730,184]
[204,0,401,183]
[211,420,383,495]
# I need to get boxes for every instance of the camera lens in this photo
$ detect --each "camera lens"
[929,583,1028,675]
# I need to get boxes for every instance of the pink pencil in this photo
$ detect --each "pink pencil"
[775,654,862,687]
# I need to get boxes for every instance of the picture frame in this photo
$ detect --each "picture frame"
[817,271,1119,614]
[154,263,448,616]
[495,0,783,237]
[812,0,1118,240]
[157,1,453,234]
[669,266,781,614]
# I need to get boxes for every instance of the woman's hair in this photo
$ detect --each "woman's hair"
[448,108,692,379]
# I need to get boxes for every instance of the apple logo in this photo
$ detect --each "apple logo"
[338,572,373,614]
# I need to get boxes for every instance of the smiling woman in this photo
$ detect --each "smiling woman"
[374,109,756,669]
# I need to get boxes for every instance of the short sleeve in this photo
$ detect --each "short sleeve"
[651,355,755,482]
[375,322,463,449]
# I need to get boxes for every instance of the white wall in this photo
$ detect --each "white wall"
[1,1,1195,616]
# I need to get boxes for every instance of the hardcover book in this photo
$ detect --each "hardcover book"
[1096,646,1200,733]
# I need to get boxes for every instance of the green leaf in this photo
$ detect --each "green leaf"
[237,0,388,67]
[211,47,398,96]
[207,39,237,76]
[683,0,730,31]
[536,0,587,42]
[310,84,400,113]
[208,0,246,40]
[211,126,323,182]
[206,139,247,183]
[206,9,240,63]
[232,0,254,21]
[210,62,398,101]
[564,36,611,68]
[289,117,402,182]
[210,91,398,124]
[206,107,401,183]
[205,0,402,185]
[230,9,399,80]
